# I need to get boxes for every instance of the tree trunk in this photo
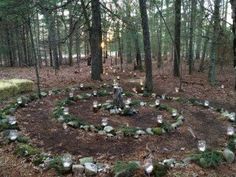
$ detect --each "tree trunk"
[91,0,102,80]
[230,0,236,90]
[208,0,221,85]
[188,0,196,74]
[174,0,181,77]
[139,0,153,92]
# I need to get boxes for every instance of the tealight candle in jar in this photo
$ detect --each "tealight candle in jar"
[126,98,132,105]
[63,107,69,115]
[144,158,153,175]
[8,116,17,125]
[93,101,98,112]
[227,126,235,136]
[221,85,224,89]
[122,70,125,73]
[8,130,19,141]
[93,90,97,96]
[157,115,163,125]
[204,100,209,107]
[134,73,137,77]
[101,118,108,126]
[155,99,160,107]
[172,109,178,117]
[117,76,120,80]
[140,79,144,86]
[48,90,53,96]
[175,87,179,93]
[198,140,206,152]
[80,83,84,89]
[17,97,23,104]
[161,94,166,100]
[62,153,73,168]
[69,91,74,98]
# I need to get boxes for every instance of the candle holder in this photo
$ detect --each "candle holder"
[140,79,144,87]
[93,101,99,113]
[155,99,160,107]
[93,90,98,97]
[204,100,209,107]
[101,118,108,127]
[63,107,69,115]
[17,97,23,105]
[227,126,235,136]
[80,83,84,89]
[62,153,73,169]
[156,115,163,125]
[126,98,132,105]
[198,140,206,152]
[8,116,17,125]
[172,109,178,117]
[175,87,179,93]
[144,158,153,175]
[8,130,19,141]
[161,94,166,100]
[69,91,74,98]
[48,90,53,96]
[134,72,137,77]
[117,76,120,80]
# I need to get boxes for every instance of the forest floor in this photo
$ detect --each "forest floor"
[0,59,236,177]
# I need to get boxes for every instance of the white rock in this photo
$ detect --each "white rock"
[84,163,97,176]
[72,164,84,175]
[223,148,235,163]
[104,126,114,133]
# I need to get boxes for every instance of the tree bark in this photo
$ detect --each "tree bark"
[91,0,102,80]
[174,0,181,77]
[139,0,153,92]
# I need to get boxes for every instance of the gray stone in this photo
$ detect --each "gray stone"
[89,125,97,132]
[96,163,110,173]
[107,133,114,137]
[72,164,84,175]
[104,126,114,133]
[223,148,235,163]
[136,130,146,135]
[79,157,94,165]
[98,130,106,135]
[146,128,154,135]
[84,163,97,176]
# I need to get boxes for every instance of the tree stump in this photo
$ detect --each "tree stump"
[113,86,125,109]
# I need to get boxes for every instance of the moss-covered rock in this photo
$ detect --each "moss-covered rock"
[0,81,18,100]
[113,161,140,177]
[0,79,34,100]
[15,144,40,157]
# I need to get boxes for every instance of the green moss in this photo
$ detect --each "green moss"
[119,127,139,137]
[227,138,236,151]
[9,79,33,93]
[0,81,18,100]
[97,89,110,97]
[130,100,141,107]
[124,91,134,97]
[152,163,169,177]
[113,161,140,176]
[48,157,71,175]
[159,104,172,113]
[15,144,40,157]
[152,127,163,135]
[192,150,223,168]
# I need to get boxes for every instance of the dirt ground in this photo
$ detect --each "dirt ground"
[0,60,236,177]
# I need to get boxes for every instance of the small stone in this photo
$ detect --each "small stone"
[162,158,176,167]
[136,130,146,135]
[107,133,114,137]
[104,126,114,133]
[89,125,97,132]
[223,148,235,163]
[146,128,154,135]
[72,164,84,175]
[98,130,106,135]
[79,157,94,165]
[96,163,110,173]
[84,163,97,176]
